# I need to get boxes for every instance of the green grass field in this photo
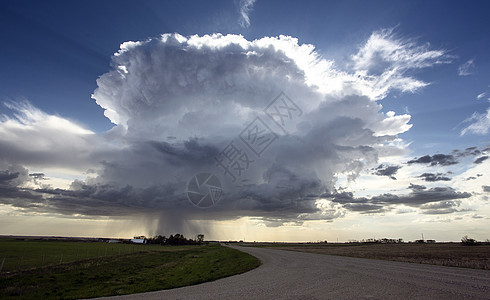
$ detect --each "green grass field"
[0,238,144,272]
[0,239,260,299]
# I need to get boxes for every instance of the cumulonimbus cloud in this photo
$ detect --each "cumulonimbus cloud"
[0,30,456,231]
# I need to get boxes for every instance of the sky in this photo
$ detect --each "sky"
[0,0,489,242]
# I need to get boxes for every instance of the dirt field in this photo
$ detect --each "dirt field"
[249,243,490,270]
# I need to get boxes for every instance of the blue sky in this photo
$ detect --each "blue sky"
[0,0,489,241]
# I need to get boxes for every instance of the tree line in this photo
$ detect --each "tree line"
[145,234,205,245]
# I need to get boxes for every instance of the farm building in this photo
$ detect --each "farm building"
[130,238,147,244]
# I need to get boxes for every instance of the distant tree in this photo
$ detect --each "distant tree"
[147,235,167,245]
[197,234,204,244]
[147,233,201,245]
[167,234,176,245]
[461,235,479,246]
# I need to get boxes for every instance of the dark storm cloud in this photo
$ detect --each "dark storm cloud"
[408,183,426,191]
[419,199,468,214]
[408,144,488,167]
[0,170,20,183]
[324,184,471,213]
[391,186,471,206]
[343,203,386,213]
[0,185,42,203]
[149,139,221,166]
[29,173,46,179]
[0,167,44,208]
[418,172,451,182]
[0,162,326,224]
[421,208,459,214]
[474,156,488,164]
[373,164,401,180]
[407,154,458,166]
[35,181,320,223]
[33,182,186,217]
[231,166,323,215]
[453,146,482,158]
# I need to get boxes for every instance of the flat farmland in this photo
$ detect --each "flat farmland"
[0,239,260,299]
[248,242,490,269]
[0,238,146,272]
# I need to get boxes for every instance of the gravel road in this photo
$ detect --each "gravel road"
[100,245,490,299]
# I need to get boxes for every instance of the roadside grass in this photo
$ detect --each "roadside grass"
[0,243,260,299]
[246,242,490,270]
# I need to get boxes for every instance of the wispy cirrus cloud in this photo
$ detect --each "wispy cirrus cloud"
[461,108,490,135]
[237,0,256,28]
[458,59,476,76]
[350,28,450,100]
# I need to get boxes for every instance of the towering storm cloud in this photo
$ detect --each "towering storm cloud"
[0,31,453,232]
